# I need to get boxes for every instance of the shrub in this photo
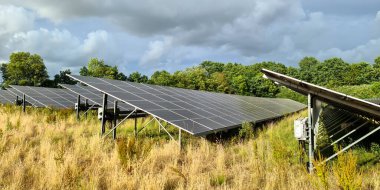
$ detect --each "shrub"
[332,151,362,190]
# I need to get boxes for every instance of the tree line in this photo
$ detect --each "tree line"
[1,51,380,100]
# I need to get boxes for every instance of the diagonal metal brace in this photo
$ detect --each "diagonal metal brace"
[154,117,175,141]
[81,103,97,118]
[103,107,137,138]
[137,117,155,134]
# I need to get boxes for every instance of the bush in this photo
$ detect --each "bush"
[332,151,362,190]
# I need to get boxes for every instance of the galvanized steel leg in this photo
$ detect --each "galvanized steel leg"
[179,128,182,149]
[308,94,315,173]
[134,111,137,137]
[101,94,108,135]
[22,93,26,113]
[76,94,80,121]
[113,100,118,140]
[84,99,88,119]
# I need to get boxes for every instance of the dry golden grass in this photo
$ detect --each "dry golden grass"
[0,105,378,190]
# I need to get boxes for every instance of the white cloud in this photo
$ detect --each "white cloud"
[316,38,380,63]
[1,28,123,75]
[139,37,173,66]
[0,5,34,35]
[0,1,380,76]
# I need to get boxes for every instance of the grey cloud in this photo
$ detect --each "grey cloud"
[302,0,380,16]
[1,28,124,76]
[1,0,380,76]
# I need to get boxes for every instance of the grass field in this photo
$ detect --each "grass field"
[0,105,379,189]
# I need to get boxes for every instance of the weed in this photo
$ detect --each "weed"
[314,153,329,190]
[333,151,362,190]
[238,121,254,140]
[210,173,227,186]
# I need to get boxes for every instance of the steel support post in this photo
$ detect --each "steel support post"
[113,100,118,140]
[22,93,26,113]
[134,111,137,137]
[308,94,315,173]
[101,94,108,135]
[16,95,19,105]
[76,95,81,121]
[84,99,88,119]
[178,128,182,149]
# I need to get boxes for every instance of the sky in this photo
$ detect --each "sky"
[0,0,379,77]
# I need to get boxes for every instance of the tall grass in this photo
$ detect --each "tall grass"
[0,105,378,189]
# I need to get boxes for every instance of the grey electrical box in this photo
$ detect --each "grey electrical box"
[294,117,307,140]
[75,103,79,110]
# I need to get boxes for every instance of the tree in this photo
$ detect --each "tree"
[0,63,8,83]
[232,75,249,95]
[79,58,125,80]
[298,56,319,82]
[128,72,142,82]
[200,61,224,75]
[374,56,380,69]
[54,69,76,85]
[2,52,49,86]
[150,70,173,86]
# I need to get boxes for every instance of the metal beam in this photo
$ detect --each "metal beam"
[22,93,26,112]
[103,107,137,138]
[113,100,118,140]
[101,93,108,135]
[308,94,315,173]
[76,94,80,121]
[84,99,88,119]
[323,125,380,163]
[134,111,137,137]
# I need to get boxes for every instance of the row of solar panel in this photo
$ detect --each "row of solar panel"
[0,84,131,111]
[0,75,307,136]
[68,75,306,135]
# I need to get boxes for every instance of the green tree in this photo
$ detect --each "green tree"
[315,57,349,86]
[54,69,76,85]
[128,71,148,83]
[80,58,122,79]
[298,56,319,82]
[344,62,373,85]
[232,75,249,95]
[150,70,173,86]
[374,56,380,69]
[200,61,224,75]
[2,52,49,86]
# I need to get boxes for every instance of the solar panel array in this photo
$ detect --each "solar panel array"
[0,89,16,104]
[59,84,134,111]
[10,85,80,108]
[367,98,380,105]
[69,75,306,136]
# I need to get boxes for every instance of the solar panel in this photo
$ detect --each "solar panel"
[261,68,380,119]
[59,84,134,111]
[9,85,79,109]
[0,89,16,104]
[68,75,306,136]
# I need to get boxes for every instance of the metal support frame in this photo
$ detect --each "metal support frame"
[134,111,137,137]
[113,100,118,139]
[84,99,88,118]
[22,93,26,112]
[76,95,80,121]
[153,117,182,148]
[307,94,321,173]
[322,125,380,163]
[81,103,97,118]
[103,107,137,138]
[137,117,155,134]
[101,94,108,135]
